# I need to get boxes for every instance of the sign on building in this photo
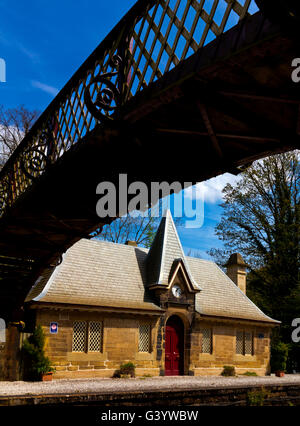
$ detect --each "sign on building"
[50,322,58,334]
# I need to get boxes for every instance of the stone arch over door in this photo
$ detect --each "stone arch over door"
[165,315,184,376]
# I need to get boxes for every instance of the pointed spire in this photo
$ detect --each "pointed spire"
[146,210,200,290]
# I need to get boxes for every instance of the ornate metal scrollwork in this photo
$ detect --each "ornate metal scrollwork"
[22,117,58,180]
[22,146,51,180]
[0,176,10,213]
[84,55,123,122]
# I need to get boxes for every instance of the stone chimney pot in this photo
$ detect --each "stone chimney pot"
[125,241,138,247]
[225,253,247,294]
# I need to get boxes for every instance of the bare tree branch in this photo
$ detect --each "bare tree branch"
[0,105,40,169]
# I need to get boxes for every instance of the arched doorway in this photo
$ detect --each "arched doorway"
[165,315,184,376]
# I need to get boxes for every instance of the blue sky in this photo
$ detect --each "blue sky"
[180,203,224,258]
[173,173,240,259]
[0,0,248,259]
[0,0,137,110]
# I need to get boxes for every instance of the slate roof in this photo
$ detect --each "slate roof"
[146,210,200,291]
[187,257,277,323]
[25,211,279,324]
[26,239,160,312]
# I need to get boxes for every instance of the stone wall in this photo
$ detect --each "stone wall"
[2,384,300,407]
[0,326,21,381]
[191,319,271,376]
[36,309,161,379]
[35,308,272,379]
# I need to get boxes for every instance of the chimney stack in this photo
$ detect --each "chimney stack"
[125,241,138,247]
[225,253,247,294]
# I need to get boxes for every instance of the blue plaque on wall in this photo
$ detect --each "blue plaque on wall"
[258,333,264,339]
[50,322,58,334]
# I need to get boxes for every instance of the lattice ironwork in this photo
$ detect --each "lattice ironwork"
[139,324,151,352]
[236,330,253,355]
[72,321,87,352]
[126,0,256,97]
[245,331,253,355]
[236,330,244,355]
[88,321,103,352]
[201,328,212,353]
[0,0,259,217]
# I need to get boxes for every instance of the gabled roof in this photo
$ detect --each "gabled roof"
[25,211,279,324]
[187,257,279,324]
[25,239,161,312]
[146,210,200,291]
[168,259,199,294]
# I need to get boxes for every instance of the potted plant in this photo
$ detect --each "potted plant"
[113,362,136,378]
[271,341,288,377]
[41,370,54,382]
[21,325,55,381]
[221,365,236,377]
[39,358,55,382]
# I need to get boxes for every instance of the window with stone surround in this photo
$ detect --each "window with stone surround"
[201,328,212,354]
[88,321,103,352]
[72,321,103,353]
[236,330,254,355]
[138,324,151,352]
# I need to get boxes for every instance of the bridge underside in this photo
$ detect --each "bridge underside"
[0,11,299,319]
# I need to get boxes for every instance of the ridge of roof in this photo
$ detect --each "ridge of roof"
[78,238,148,250]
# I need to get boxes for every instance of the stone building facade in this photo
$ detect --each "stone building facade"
[25,211,279,379]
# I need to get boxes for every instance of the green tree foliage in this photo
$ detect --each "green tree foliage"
[208,151,300,367]
[21,325,53,381]
[270,341,289,372]
[247,388,269,406]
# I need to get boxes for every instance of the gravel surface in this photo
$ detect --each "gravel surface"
[0,374,300,397]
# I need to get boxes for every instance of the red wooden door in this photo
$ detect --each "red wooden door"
[165,316,184,376]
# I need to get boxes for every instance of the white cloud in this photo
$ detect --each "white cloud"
[31,80,59,97]
[184,173,240,204]
[18,44,40,63]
